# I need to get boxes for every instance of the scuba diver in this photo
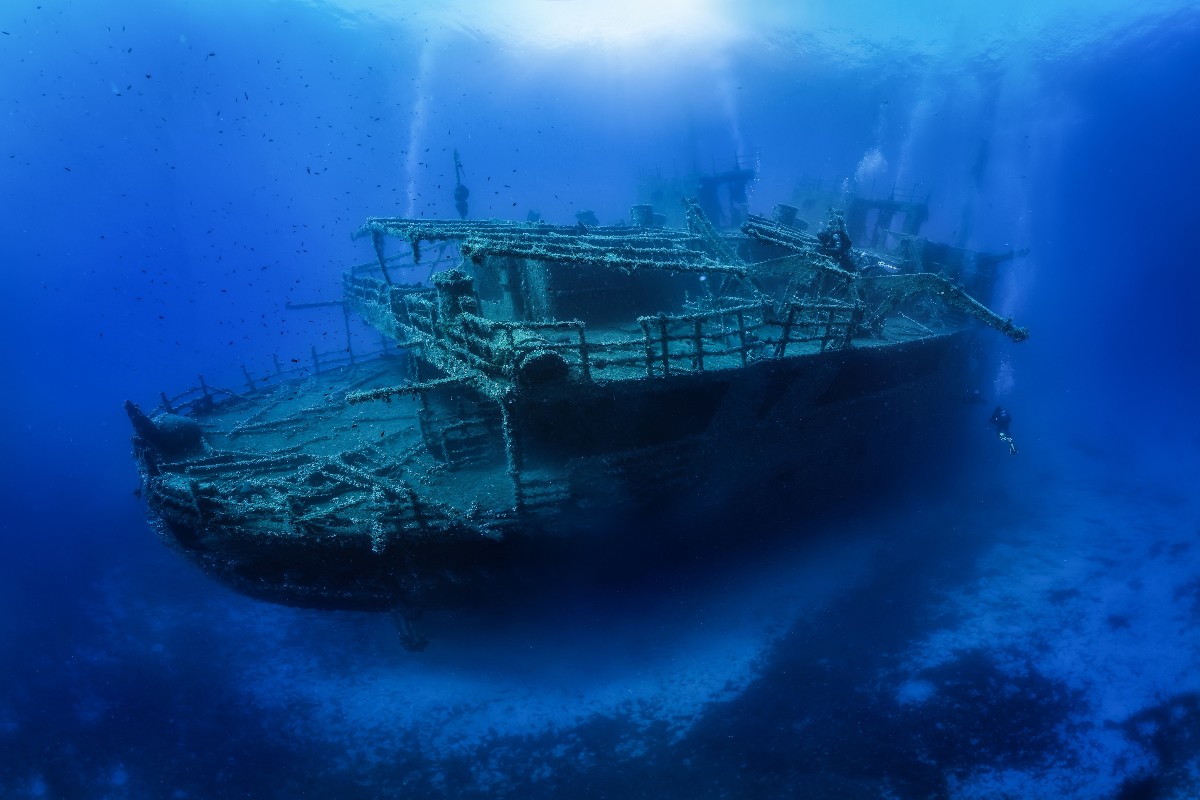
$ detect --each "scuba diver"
[452,149,470,219]
[816,209,857,272]
[989,406,1018,455]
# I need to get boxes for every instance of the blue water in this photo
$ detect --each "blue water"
[3,1,1199,797]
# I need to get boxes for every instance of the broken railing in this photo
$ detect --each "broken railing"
[858,272,1028,343]
[344,273,432,343]
[354,217,747,278]
[148,446,457,547]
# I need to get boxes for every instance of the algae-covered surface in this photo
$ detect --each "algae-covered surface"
[3,1,1199,797]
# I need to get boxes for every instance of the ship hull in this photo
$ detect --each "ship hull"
[512,330,980,548]
[136,331,984,613]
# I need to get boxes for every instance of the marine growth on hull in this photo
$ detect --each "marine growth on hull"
[127,192,1027,648]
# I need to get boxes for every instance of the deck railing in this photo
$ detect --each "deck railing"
[635,299,860,378]
[382,286,861,384]
[156,343,397,417]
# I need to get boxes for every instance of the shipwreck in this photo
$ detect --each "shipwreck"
[127,189,1026,648]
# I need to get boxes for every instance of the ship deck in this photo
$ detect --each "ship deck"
[165,355,517,534]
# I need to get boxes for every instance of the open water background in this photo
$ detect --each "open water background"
[2,1,1199,797]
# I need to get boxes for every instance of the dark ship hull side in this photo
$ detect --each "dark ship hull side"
[514,330,979,536]
[140,330,982,614]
